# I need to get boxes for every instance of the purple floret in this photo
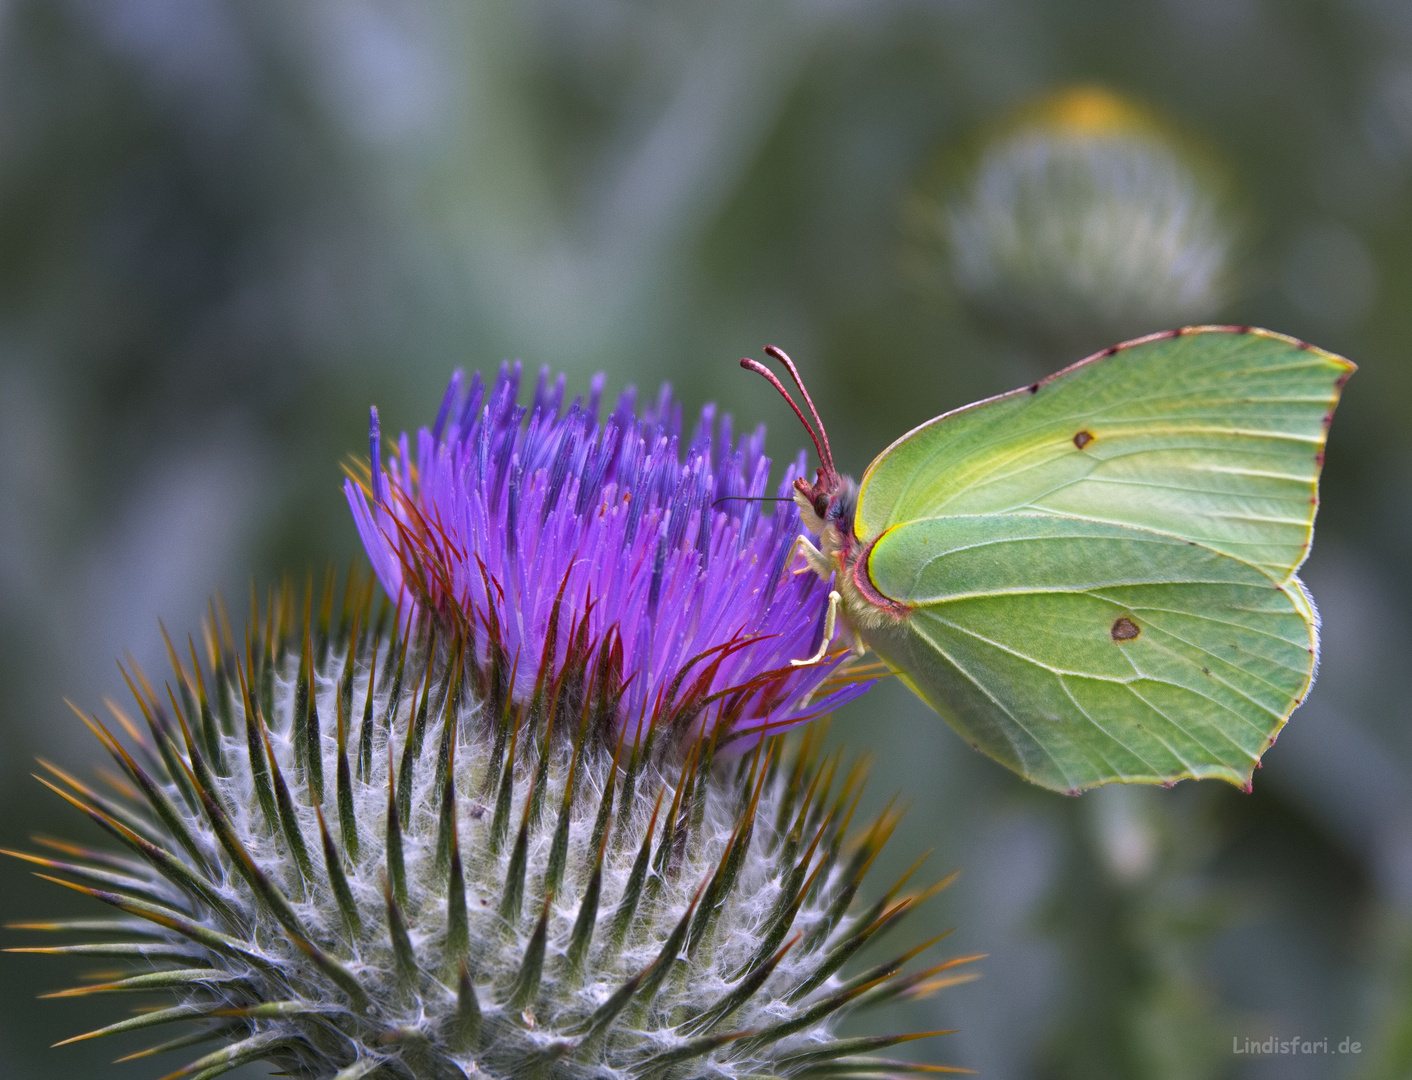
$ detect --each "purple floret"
[346,362,873,752]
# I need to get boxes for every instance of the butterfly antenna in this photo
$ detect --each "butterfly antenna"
[740,355,832,478]
[763,345,834,475]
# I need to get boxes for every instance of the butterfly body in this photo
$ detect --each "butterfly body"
[749,326,1353,793]
[791,476,908,637]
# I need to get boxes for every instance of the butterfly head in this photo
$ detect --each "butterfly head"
[793,465,857,541]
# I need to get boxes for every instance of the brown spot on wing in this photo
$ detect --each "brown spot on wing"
[1073,430,1094,450]
[1110,617,1140,642]
[1028,382,1040,394]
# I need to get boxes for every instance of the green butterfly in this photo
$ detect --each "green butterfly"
[743,327,1354,794]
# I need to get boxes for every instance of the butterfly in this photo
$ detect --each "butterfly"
[742,326,1354,793]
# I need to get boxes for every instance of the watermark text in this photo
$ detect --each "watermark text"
[1232,1036,1361,1056]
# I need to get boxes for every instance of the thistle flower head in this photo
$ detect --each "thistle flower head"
[345,363,874,756]
[11,371,973,1078]
[9,577,974,1079]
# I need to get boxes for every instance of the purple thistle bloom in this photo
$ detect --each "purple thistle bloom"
[346,362,874,753]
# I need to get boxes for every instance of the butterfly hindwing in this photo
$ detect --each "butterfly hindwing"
[862,514,1316,792]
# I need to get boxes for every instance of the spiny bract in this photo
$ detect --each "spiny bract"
[9,573,976,1079]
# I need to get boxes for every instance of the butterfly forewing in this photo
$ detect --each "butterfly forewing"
[854,327,1354,581]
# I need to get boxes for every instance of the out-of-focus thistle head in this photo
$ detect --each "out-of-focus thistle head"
[922,86,1236,352]
[9,372,977,1079]
[345,363,874,757]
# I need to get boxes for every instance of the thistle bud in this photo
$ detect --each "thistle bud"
[930,86,1236,352]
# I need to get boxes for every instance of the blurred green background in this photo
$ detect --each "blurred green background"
[1,2,1409,1078]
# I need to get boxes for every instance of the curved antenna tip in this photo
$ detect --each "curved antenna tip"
[738,353,833,478]
[753,346,834,475]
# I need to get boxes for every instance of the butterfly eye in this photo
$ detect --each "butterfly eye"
[813,493,830,519]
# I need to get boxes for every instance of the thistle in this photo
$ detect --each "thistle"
[932,86,1234,350]
[8,370,977,1078]
[346,362,873,752]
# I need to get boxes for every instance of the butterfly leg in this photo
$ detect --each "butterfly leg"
[792,589,842,666]
[791,534,832,580]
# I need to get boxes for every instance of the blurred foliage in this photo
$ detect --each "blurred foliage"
[1032,786,1238,1080]
[2,1,1411,1078]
